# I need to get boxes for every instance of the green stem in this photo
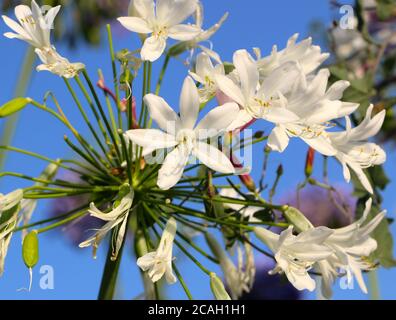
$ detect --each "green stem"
[155,54,170,95]
[106,24,122,129]
[98,229,126,300]
[368,270,380,300]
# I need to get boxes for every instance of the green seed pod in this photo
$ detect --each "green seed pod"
[22,230,39,269]
[210,272,231,300]
[284,206,313,233]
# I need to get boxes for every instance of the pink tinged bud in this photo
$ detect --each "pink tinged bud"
[305,147,315,178]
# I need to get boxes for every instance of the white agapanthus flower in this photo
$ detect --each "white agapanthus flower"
[215,49,301,130]
[125,76,238,190]
[137,217,177,284]
[254,225,334,291]
[79,186,134,260]
[327,105,386,194]
[219,188,261,221]
[254,33,329,79]
[267,69,359,155]
[317,198,386,298]
[0,189,23,276]
[189,52,225,103]
[118,0,201,62]
[206,233,255,299]
[2,0,84,78]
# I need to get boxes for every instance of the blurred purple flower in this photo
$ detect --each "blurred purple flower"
[49,170,104,245]
[281,185,355,228]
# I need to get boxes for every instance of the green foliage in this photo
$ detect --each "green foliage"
[376,0,396,20]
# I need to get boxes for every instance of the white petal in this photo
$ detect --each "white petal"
[262,107,299,124]
[117,16,152,34]
[168,24,201,41]
[215,74,246,107]
[157,145,190,190]
[195,102,239,139]
[125,129,178,149]
[137,252,156,270]
[2,15,31,42]
[301,135,337,156]
[141,35,167,62]
[227,109,253,131]
[267,126,290,152]
[193,141,235,173]
[144,93,180,135]
[156,0,197,26]
[179,76,200,129]
[233,49,259,99]
[348,162,373,194]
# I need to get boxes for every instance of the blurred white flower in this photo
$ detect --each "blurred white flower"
[137,217,177,283]
[328,105,386,194]
[118,0,201,62]
[254,33,329,79]
[2,0,84,78]
[0,189,23,276]
[126,76,238,190]
[317,198,386,298]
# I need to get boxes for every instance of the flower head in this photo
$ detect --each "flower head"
[137,217,177,283]
[328,105,386,194]
[126,76,238,190]
[254,225,333,291]
[118,0,201,61]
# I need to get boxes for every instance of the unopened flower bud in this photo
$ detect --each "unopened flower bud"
[305,147,315,178]
[210,272,231,300]
[283,207,313,233]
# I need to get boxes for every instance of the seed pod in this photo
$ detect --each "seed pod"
[210,272,231,300]
[22,230,39,269]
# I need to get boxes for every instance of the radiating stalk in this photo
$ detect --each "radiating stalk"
[0,47,36,174]
[98,230,126,300]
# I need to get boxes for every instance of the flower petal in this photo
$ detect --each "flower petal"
[215,76,246,109]
[301,135,337,156]
[117,16,153,33]
[195,102,239,139]
[125,129,178,149]
[156,0,197,26]
[157,145,190,190]
[267,125,290,152]
[193,141,235,173]
[144,93,180,135]
[233,49,259,99]
[141,35,167,62]
[179,76,200,129]
[168,24,201,41]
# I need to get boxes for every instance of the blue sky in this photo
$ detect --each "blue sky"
[0,0,395,300]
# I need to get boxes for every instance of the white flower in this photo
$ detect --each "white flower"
[317,198,386,298]
[215,49,301,130]
[327,105,386,194]
[254,225,333,291]
[125,76,238,190]
[79,186,134,260]
[35,47,85,78]
[219,188,261,221]
[2,0,60,48]
[206,233,255,299]
[2,0,84,78]
[137,217,177,284]
[267,69,359,155]
[0,189,23,276]
[118,0,201,62]
[189,52,225,103]
[254,33,329,79]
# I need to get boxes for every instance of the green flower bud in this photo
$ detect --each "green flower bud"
[210,272,231,300]
[284,207,313,233]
